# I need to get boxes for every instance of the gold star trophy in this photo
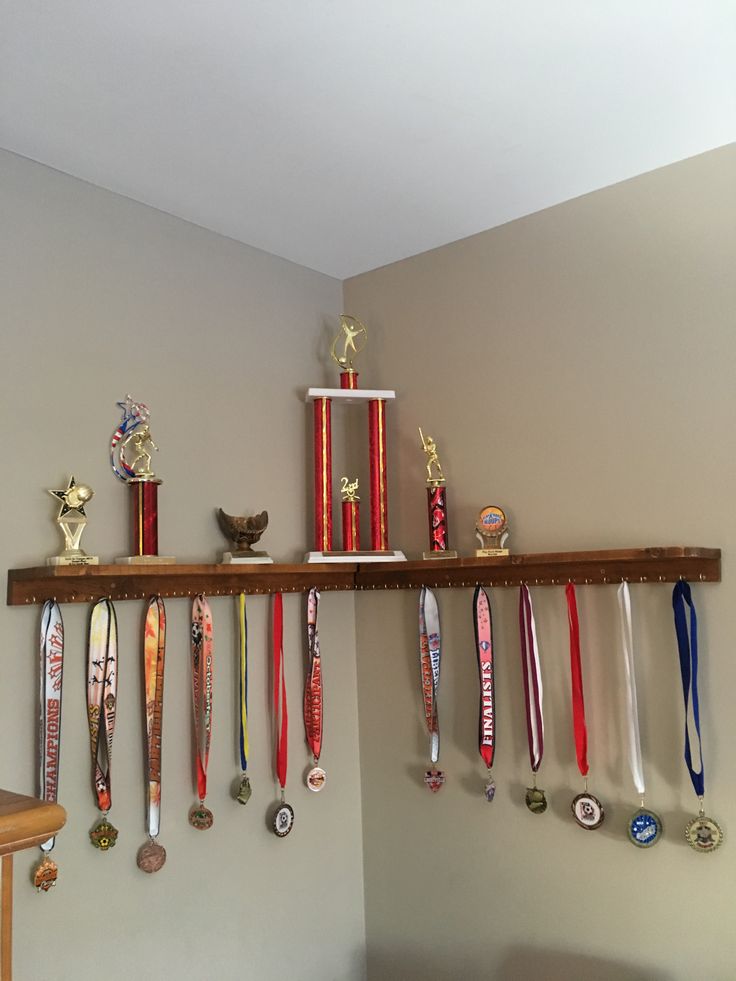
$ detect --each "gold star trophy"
[47,476,99,565]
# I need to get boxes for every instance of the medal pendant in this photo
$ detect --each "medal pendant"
[424,768,445,793]
[571,792,604,830]
[484,775,496,803]
[272,801,295,838]
[525,787,547,814]
[236,774,252,805]
[306,766,327,793]
[628,808,662,848]
[189,803,214,830]
[90,817,118,851]
[137,839,167,873]
[685,814,723,853]
[34,855,58,892]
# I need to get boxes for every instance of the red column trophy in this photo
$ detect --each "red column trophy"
[110,396,175,564]
[305,317,405,563]
[420,429,457,560]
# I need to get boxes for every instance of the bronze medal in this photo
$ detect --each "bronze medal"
[137,839,167,873]
[685,814,723,853]
[306,766,327,792]
[272,802,294,838]
[34,855,58,892]
[571,792,604,830]
[525,787,547,814]
[89,817,118,850]
[189,804,214,830]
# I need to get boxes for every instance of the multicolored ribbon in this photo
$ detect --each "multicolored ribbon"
[35,601,64,890]
[419,586,441,765]
[190,595,214,829]
[474,586,495,769]
[236,594,252,804]
[87,598,119,850]
[143,597,166,840]
[273,593,289,794]
[565,583,588,778]
[519,585,544,774]
[304,588,324,777]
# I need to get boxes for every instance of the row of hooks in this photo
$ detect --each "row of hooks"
[22,572,711,604]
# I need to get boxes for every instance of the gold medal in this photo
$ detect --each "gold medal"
[525,787,547,814]
[236,774,252,805]
[685,814,723,853]
[89,817,118,850]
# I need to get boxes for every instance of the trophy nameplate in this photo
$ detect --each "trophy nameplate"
[475,505,509,557]
[47,476,99,566]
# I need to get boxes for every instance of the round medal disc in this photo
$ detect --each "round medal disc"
[685,814,723,853]
[571,792,605,830]
[627,808,662,848]
[272,802,295,838]
[306,766,327,792]
[188,804,214,830]
[525,787,548,814]
[137,840,167,873]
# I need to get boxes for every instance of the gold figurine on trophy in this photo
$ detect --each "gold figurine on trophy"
[419,429,445,486]
[330,315,368,373]
[47,475,99,565]
[419,428,456,559]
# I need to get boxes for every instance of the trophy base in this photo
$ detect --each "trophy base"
[476,548,510,557]
[222,552,274,564]
[115,555,177,565]
[305,550,407,564]
[47,554,99,567]
[422,550,459,560]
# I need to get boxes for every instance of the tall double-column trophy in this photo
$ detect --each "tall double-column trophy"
[305,317,405,563]
[110,396,175,564]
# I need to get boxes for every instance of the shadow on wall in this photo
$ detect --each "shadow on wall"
[367,945,672,981]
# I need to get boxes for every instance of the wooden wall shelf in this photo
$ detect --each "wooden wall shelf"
[6,547,720,606]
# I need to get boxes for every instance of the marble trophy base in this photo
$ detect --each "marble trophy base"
[422,550,459,561]
[476,548,510,557]
[115,555,177,565]
[305,550,406,564]
[47,553,99,567]
[222,551,274,564]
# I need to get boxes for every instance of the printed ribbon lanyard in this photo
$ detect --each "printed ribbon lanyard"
[35,601,64,891]
[618,582,662,847]
[304,587,326,792]
[673,581,723,852]
[137,596,168,872]
[190,595,214,830]
[473,586,496,802]
[236,594,253,805]
[419,586,444,793]
[565,583,604,830]
[272,593,294,837]
[519,585,546,814]
[87,598,119,850]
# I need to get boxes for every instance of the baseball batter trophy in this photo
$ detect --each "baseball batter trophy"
[420,429,457,560]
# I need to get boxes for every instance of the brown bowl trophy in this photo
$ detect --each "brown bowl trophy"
[217,508,273,564]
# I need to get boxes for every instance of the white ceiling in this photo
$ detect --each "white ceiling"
[1,2,734,279]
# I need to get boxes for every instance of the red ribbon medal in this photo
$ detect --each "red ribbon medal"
[272,594,294,836]
[304,587,326,792]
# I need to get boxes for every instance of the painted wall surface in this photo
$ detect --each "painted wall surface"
[345,145,736,981]
[0,150,366,981]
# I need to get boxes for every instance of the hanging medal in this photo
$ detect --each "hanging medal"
[419,586,444,792]
[189,595,214,830]
[566,583,604,830]
[673,581,723,853]
[304,587,326,792]
[271,593,294,836]
[473,586,496,801]
[87,598,119,850]
[35,600,64,890]
[235,594,252,805]
[137,596,167,872]
[618,582,662,847]
[519,585,546,814]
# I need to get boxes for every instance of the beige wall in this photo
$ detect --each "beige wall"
[0,149,366,980]
[345,144,736,981]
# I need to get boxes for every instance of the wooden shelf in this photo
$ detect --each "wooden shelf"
[0,790,66,857]
[5,547,720,605]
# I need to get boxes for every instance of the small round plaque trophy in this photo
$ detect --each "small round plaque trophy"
[475,505,510,557]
